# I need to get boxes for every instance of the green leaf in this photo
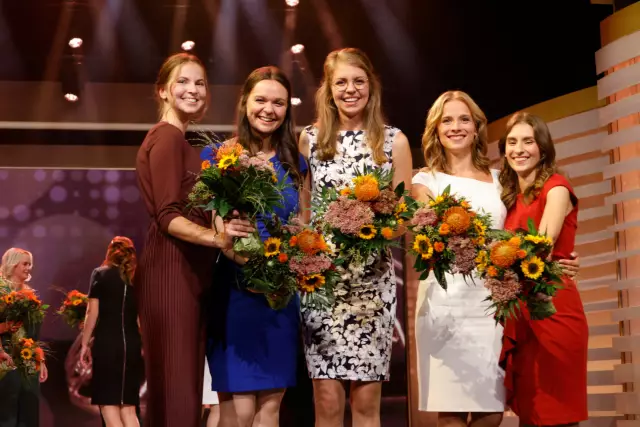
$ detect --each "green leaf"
[394,181,405,198]
[433,266,447,290]
[217,199,233,218]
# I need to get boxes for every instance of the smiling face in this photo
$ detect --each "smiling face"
[437,99,477,155]
[159,62,207,120]
[10,253,32,284]
[246,79,288,137]
[330,62,370,120]
[504,122,541,175]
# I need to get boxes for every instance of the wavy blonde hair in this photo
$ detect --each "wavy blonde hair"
[421,90,490,174]
[0,248,33,286]
[498,112,560,209]
[314,48,387,164]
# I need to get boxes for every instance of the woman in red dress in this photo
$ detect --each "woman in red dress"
[135,53,253,427]
[498,112,588,427]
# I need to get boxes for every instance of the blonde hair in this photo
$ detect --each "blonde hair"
[155,53,210,121]
[421,90,490,174]
[314,48,387,164]
[0,248,33,286]
[498,112,560,209]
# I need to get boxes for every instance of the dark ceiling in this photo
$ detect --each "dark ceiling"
[0,0,613,148]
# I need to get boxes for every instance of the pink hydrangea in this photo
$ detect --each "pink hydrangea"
[289,254,333,276]
[484,272,522,303]
[324,197,374,235]
[410,206,438,231]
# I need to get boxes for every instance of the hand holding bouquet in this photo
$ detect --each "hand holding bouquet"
[9,336,46,383]
[1,288,49,326]
[477,219,564,323]
[56,290,88,329]
[189,138,291,257]
[313,166,416,268]
[241,216,339,310]
[408,185,492,290]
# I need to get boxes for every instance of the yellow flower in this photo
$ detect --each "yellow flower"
[21,348,33,360]
[217,154,238,170]
[522,256,545,280]
[509,236,521,247]
[359,224,377,240]
[263,237,282,257]
[475,250,488,272]
[413,235,434,260]
[460,200,470,209]
[272,174,278,183]
[72,299,82,306]
[474,219,487,236]
[397,219,404,225]
[340,188,352,196]
[395,203,407,216]
[524,235,545,245]
[299,274,325,292]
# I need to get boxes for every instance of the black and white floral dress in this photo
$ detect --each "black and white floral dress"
[302,125,398,381]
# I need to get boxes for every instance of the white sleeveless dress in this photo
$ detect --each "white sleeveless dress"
[412,170,507,412]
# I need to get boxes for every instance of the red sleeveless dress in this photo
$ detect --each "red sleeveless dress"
[501,174,588,426]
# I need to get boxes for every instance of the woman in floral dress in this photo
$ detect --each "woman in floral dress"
[298,47,412,426]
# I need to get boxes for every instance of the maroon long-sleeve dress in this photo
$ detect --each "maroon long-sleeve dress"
[135,122,217,427]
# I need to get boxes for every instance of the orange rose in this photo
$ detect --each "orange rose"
[439,223,451,236]
[278,253,288,263]
[201,160,211,170]
[434,242,445,252]
[487,266,499,277]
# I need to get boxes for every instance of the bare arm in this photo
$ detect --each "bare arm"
[538,186,573,244]
[391,132,413,237]
[411,183,434,204]
[81,299,99,348]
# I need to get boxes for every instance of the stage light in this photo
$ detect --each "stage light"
[285,0,299,6]
[291,97,301,106]
[181,40,195,51]
[290,44,304,54]
[68,38,83,49]
[64,93,79,102]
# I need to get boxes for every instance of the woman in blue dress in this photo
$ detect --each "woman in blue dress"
[201,66,309,427]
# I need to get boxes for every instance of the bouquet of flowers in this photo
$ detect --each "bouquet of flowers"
[1,288,49,326]
[476,219,564,323]
[407,185,492,290]
[56,290,88,329]
[312,167,416,269]
[189,138,291,257]
[9,336,45,383]
[241,216,340,310]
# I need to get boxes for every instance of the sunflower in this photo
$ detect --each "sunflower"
[522,256,545,280]
[299,274,325,292]
[21,348,33,360]
[381,227,394,240]
[359,224,377,240]
[429,195,445,207]
[217,154,238,171]
[395,202,407,217]
[524,234,552,245]
[443,206,471,234]
[490,241,519,268]
[475,250,488,272]
[263,237,282,257]
[3,294,14,304]
[413,235,434,260]
[215,141,244,160]
[474,219,487,236]
[353,175,380,201]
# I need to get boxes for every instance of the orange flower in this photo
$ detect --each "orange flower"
[460,201,470,209]
[487,266,499,277]
[201,160,211,170]
[215,141,244,160]
[296,230,326,255]
[381,227,394,240]
[34,347,45,362]
[490,241,519,268]
[278,253,288,263]
[434,242,445,252]
[340,188,352,196]
[20,338,34,347]
[508,236,521,247]
[516,249,527,259]
[439,223,451,236]
[443,206,471,234]
[353,176,380,201]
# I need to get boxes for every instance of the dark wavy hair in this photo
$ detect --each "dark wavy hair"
[498,112,560,209]
[102,236,137,285]
[235,66,302,185]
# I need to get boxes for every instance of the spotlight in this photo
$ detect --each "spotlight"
[290,44,304,54]
[285,0,299,6]
[68,38,83,49]
[291,97,302,106]
[181,40,195,51]
[64,93,79,102]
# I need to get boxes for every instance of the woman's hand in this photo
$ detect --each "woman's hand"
[0,350,13,366]
[39,362,48,383]
[558,251,580,278]
[0,321,23,335]
[79,344,92,370]
[222,249,247,266]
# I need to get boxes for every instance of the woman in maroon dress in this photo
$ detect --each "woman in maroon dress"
[135,53,253,427]
[498,112,588,427]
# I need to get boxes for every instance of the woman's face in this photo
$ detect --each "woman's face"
[11,254,32,283]
[160,62,207,119]
[504,122,541,175]
[437,99,477,155]
[330,62,370,120]
[246,79,288,137]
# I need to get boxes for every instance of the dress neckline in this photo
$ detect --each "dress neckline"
[433,171,496,185]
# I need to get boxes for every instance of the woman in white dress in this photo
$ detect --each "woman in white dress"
[202,359,219,427]
[412,91,580,427]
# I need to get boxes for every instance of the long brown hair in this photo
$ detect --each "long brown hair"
[314,48,387,164]
[236,66,302,185]
[154,53,210,120]
[102,237,137,285]
[422,90,491,174]
[498,112,559,209]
